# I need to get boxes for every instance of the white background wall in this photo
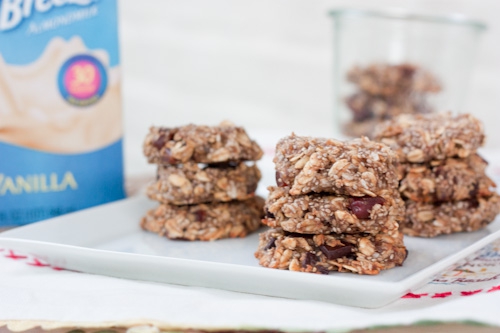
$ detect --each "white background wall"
[118,0,500,174]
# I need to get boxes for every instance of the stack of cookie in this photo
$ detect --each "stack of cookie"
[374,113,500,237]
[141,122,265,241]
[255,134,407,275]
[344,63,441,137]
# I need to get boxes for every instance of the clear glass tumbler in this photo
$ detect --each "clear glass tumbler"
[329,9,486,138]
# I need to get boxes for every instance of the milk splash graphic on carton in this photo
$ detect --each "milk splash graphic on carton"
[0,0,125,225]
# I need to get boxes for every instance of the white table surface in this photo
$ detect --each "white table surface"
[0,238,499,332]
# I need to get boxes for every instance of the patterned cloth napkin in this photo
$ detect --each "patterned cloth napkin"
[1,146,500,332]
[0,238,499,332]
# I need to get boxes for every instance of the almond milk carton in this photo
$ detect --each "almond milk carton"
[0,0,125,225]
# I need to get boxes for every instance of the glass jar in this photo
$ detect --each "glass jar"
[329,9,486,138]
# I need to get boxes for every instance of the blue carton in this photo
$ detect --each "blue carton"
[0,0,125,226]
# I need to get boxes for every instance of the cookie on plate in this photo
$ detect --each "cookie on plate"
[144,122,263,165]
[255,228,407,275]
[141,197,264,241]
[147,162,261,205]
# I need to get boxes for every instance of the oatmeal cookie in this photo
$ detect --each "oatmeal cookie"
[373,113,485,163]
[255,228,407,275]
[141,197,264,241]
[399,154,496,203]
[342,118,383,139]
[402,193,500,237]
[345,92,432,123]
[274,134,399,196]
[147,162,261,205]
[143,122,263,164]
[347,63,441,97]
[262,186,403,236]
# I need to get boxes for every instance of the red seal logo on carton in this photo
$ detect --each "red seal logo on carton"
[58,54,107,107]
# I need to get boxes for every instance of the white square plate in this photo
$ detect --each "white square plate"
[0,195,499,308]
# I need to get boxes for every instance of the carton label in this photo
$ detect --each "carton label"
[0,0,96,31]
[58,54,107,106]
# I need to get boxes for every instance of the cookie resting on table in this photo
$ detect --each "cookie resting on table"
[255,228,407,275]
[402,193,500,237]
[373,113,485,163]
[147,162,261,205]
[262,186,403,236]
[141,197,264,241]
[143,122,263,165]
[398,154,496,203]
[273,134,399,196]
